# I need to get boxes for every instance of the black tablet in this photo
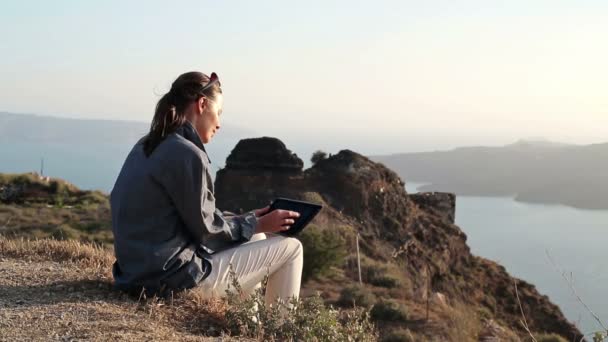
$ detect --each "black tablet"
[268,197,323,236]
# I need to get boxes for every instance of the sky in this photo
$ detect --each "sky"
[1,0,607,154]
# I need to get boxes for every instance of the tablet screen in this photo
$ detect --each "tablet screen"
[268,197,323,236]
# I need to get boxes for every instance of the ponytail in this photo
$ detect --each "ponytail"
[143,92,187,157]
[142,71,221,157]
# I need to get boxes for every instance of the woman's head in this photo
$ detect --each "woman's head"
[143,71,223,157]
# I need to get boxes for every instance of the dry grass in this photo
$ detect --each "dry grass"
[0,203,113,246]
[0,236,243,341]
[0,236,114,271]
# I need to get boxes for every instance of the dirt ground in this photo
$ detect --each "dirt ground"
[0,238,237,342]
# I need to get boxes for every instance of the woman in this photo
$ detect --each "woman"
[110,71,303,306]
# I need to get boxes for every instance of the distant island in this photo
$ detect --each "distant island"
[371,139,608,210]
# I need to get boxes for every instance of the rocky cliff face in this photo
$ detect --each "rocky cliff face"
[214,137,582,340]
[214,137,307,212]
[409,192,456,224]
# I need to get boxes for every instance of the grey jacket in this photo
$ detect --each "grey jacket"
[110,122,257,294]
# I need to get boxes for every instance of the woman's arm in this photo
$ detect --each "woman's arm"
[152,149,256,252]
[152,147,301,252]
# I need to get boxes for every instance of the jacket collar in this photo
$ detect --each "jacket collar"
[175,121,211,164]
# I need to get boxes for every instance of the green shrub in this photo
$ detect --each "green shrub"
[53,193,66,207]
[372,275,401,288]
[298,224,348,282]
[350,255,404,289]
[370,300,408,322]
[337,284,376,308]
[536,333,568,342]
[364,264,401,288]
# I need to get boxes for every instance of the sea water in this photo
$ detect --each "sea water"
[407,182,608,335]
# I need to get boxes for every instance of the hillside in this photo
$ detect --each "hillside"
[1,138,585,341]
[370,139,608,210]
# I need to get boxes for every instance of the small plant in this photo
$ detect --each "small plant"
[311,150,328,165]
[370,299,408,322]
[593,332,607,342]
[53,193,66,208]
[337,284,376,308]
[51,224,80,240]
[349,255,405,290]
[363,263,401,288]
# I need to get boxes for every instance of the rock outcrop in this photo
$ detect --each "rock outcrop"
[225,137,303,171]
[214,137,583,340]
[214,138,306,213]
[409,192,456,224]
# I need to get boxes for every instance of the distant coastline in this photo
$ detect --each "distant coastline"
[414,182,608,210]
[373,139,608,211]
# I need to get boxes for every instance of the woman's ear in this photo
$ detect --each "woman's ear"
[198,97,207,114]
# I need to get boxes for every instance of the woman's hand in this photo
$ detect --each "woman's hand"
[255,208,300,234]
[253,206,271,217]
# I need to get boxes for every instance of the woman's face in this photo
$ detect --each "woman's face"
[197,93,224,144]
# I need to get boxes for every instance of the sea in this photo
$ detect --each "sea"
[1,142,606,334]
[406,182,608,335]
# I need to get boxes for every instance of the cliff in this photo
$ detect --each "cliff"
[215,137,582,341]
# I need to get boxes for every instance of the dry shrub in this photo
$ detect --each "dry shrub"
[438,301,485,342]
[223,270,378,341]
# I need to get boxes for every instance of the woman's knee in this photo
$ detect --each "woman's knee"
[249,233,267,243]
[264,235,303,261]
[283,237,303,259]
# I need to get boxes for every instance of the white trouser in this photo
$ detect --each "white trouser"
[198,233,303,306]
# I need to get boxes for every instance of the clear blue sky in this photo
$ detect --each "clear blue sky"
[1,0,607,153]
